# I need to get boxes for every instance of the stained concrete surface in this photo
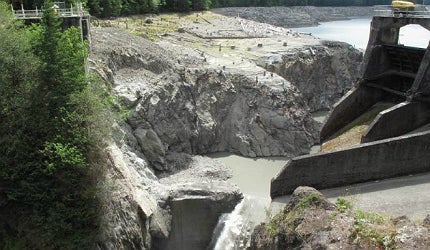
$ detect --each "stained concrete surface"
[271,130,430,197]
[272,172,430,220]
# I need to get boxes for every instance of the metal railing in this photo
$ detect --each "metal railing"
[373,5,430,17]
[11,4,89,20]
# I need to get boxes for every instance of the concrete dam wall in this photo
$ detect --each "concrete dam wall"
[271,130,430,197]
[271,14,430,198]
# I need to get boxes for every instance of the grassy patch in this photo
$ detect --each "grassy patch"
[265,194,322,236]
[336,197,352,213]
[350,209,397,249]
[298,193,321,209]
[95,11,221,41]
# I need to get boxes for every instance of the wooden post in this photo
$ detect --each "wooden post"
[36,6,38,17]
[71,3,73,16]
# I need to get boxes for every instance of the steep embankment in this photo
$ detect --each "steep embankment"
[89,9,362,249]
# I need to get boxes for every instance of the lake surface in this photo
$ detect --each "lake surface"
[293,17,430,49]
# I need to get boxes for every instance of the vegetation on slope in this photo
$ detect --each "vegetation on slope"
[0,1,114,248]
[251,187,428,250]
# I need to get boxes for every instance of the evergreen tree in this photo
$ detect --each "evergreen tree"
[0,1,99,248]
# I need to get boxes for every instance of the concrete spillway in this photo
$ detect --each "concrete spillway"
[271,14,430,198]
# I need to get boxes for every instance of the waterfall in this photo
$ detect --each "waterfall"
[209,196,270,250]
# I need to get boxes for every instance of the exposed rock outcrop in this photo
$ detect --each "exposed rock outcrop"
[154,157,242,249]
[89,7,362,248]
[92,27,320,160]
[97,124,242,250]
[262,41,363,112]
[249,186,430,250]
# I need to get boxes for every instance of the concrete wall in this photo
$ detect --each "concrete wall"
[362,45,391,80]
[320,85,384,141]
[153,196,239,250]
[271,130,430,198]
[413,45,430,96]
[362,16,430,98]
[362,101,430,143]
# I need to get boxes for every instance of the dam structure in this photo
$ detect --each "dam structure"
[271,11,430,198]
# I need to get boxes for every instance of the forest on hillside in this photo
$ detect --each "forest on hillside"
[9,0,397,17]
[0,0,113,247]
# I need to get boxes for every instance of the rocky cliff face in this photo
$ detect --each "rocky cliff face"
[262,41,363,112]
[95,31,319,159]
[96,123,242,250]
[89,7,362,247]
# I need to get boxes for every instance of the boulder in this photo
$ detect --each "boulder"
[134,128,166,171]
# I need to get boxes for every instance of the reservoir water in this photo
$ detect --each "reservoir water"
[293,17,430,49]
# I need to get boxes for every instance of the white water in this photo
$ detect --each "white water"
[209,196,270,250]
[208,153,287,249]
[208,112,329,249]
[207,20,430,249]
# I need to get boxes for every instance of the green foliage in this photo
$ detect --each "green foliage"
[298,193,320,209]
[264,193,322,237]
[335,197,352,213]
[0,1,116,248]
[42,142,87,174]
[350,210,397,249]
[265,206,288,236]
